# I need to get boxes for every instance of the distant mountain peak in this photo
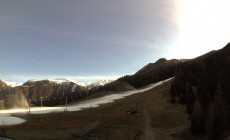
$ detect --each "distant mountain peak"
[89,79,113,88]
[48,78,73,84]
[27,79,38,83]
[135,58,179,75]
[5,81,22,87]
[48,78,91,87]
[0,79,22,87]
[223,42,230,51]
[155,58,167,64]
[22,77,114,88]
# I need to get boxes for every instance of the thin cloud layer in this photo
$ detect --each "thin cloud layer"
[0,0,181,82]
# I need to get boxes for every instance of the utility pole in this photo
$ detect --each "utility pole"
[40,97,43,107]
[90,98,92,108]
[28,99,31,114]
[65,97,68,111]
[109,93,111,103]
[86,86,89,100]
[0,100,4,110]
[186,83,189,95]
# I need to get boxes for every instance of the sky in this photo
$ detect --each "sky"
[0,0,230,83]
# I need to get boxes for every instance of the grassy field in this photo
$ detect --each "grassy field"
[6,121,100,140]
[4,80,188,140]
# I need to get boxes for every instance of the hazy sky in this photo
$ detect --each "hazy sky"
[0,0,229,83]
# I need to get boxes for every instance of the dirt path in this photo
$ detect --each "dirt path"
[140,89,162,140]
[141,110,156,140]
[139,82,179,140]
[165,113,191,135]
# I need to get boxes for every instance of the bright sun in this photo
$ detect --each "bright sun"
[171,0,230,59]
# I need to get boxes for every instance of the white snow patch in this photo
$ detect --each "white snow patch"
[0,114,26,126]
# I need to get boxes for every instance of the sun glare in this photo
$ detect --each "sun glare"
[171,0,230,59]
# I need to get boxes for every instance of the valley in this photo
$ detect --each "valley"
[2,79,188,140]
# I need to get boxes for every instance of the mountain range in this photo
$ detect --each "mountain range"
[0,78,112,88]
[1,42,230,139]
[0,56,182,107]
[0,78,113,107]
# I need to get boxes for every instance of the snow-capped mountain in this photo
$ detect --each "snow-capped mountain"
[48,78,73,84]
[89,79,113,87]
[0,78,114,105]
[48,78,113,87]
[48,78,89,87]
[5,81,22,87]
[0,79,22,87]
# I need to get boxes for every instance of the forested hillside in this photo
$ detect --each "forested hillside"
[101,58,179,92]
[171,43,230,139]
